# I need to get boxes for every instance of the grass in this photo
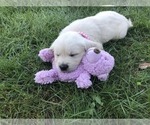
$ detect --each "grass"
[0,7,150,118]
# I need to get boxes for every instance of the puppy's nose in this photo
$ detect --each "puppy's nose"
[59,64,69,71]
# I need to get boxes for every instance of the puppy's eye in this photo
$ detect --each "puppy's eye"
[56,54,60,57]
[69,53,78,57]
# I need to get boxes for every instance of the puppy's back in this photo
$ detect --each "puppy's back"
[61,11,133,43]
[95,11,133,28]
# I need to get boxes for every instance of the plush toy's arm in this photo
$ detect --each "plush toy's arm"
[38,48,54,62]
[75,72,92,89]
[34,69,58,84]
[98,73,109,81]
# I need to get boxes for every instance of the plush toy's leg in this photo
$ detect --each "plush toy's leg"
[75,72,92,89]
[34,70,58,84]
[38,48,54,62]
[98,73,109,81]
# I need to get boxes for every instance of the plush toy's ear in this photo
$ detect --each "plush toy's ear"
[38,48,54,62]
[83,39,103,51]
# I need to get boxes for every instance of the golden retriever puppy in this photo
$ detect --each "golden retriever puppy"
[50,11,133,72]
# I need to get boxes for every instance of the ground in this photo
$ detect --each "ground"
[0,7,150,118]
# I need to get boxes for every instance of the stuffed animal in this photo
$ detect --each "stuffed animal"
[34,48,115,89]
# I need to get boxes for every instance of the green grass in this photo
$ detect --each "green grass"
[0,7,150,118]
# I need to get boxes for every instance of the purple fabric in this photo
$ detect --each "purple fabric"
[82,49,115,81]
[38,48,54,62]
[34,48,115,89]
[34,69,58,84]
[75,72,92,89]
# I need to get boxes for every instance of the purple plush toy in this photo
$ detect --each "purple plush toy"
[34,47,115,89]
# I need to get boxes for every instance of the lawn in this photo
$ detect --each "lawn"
[0,7,150,118]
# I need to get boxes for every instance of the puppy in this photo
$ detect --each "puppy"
[50,11,133,72]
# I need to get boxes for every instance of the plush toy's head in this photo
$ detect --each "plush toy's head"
[82,48,115,81]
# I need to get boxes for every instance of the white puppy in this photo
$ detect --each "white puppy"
[50,11,133,72]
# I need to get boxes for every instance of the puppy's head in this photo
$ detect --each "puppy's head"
[50,31,102,72]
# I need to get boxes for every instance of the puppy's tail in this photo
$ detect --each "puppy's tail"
[128,18,133,28]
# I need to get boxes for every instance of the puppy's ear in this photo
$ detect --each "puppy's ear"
[83,39,103,51]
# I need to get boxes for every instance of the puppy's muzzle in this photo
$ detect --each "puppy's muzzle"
[59,64,69,71]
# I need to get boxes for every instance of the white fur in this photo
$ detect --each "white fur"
[50,11,133,72]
